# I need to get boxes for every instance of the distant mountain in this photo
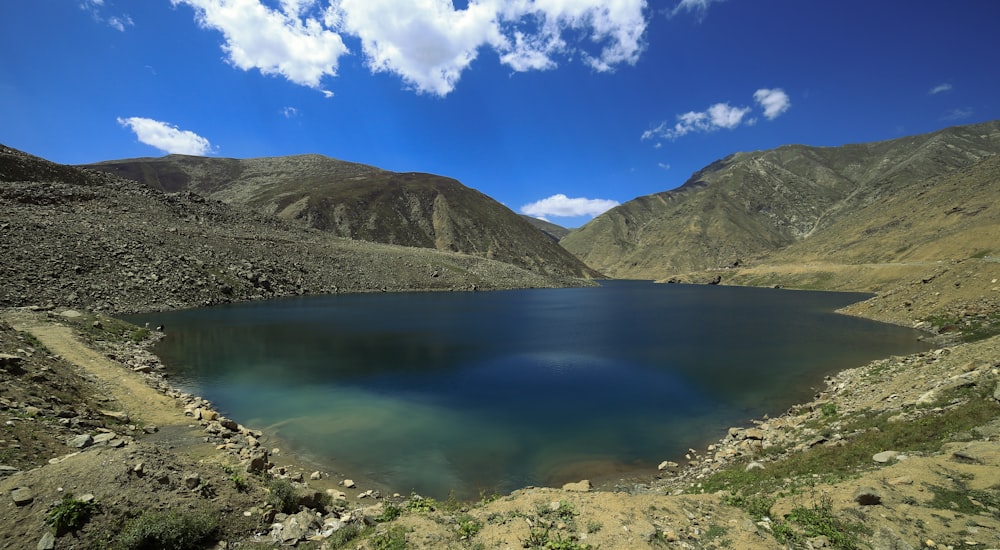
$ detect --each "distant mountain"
[85,155,600,279]
[561,120,1000,281]
[520,215,571,241]
[1,145,592,314]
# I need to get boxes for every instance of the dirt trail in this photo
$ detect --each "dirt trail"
[4,310,185,427]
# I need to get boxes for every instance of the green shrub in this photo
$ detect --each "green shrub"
[371,525,408,550]
[114,510,218,550]
[47,494,98,535]
[457,514,482,538]
[267,478,298,514]
[378,503,402,522]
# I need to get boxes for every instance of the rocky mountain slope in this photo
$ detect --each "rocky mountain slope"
[561,120,1000,281]
[1,145,592,314]
[85,154,600,279]
[521,215,572,241]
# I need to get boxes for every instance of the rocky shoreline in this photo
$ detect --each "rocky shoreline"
[4,267,1000,548]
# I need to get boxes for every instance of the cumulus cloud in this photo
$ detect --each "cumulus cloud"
[520,194,619,220]
[117,117,214,155]
[281,106,299,118]
[643,88,789,141]
[642,102,751,140]
[172,0,349,88]
[172,0,648,96]
[753,88,790,120]
[929,83,952,95]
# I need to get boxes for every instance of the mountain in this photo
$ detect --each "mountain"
[1,145,592,314]
[520,215,571,241]
[84,155,600,279]
[561,120,1000,282]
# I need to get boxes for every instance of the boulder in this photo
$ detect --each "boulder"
[873,450,898,463]
[67,434,94,449]
[11,486,34,506]
[562,479,591,492]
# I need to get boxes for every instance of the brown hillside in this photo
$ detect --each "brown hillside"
[561,120,1000,281]
[85,155,601,279]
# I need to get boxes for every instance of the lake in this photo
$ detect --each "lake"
[129,281,930,499]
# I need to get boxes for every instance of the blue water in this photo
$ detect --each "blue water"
[129,281,930,498]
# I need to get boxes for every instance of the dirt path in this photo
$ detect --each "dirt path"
[3,309,185,427]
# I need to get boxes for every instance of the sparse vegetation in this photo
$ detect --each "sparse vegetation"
[371,525,408,550]
[113,509,219,550]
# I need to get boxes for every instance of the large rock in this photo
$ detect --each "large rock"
[11,486,34,506]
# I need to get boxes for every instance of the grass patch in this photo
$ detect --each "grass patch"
[521,527,589,550]
[371,525,408,550]
[926,480,1000,519]
[457,514,482,539]
[923,312,1000,343]
[378,503,403,523]
[701,381,1000,498]
[404,493,437,513]
[113,509,219,550]
[775,497,871,549]
[326,524,368,548]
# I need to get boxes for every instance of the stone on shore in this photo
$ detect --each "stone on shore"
[562,479,592,492]
[873,450,899,463]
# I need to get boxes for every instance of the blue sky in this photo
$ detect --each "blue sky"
[2,1,999,228]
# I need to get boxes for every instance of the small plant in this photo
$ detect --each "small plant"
[267,478,298,514]
[521,526,588,550]
[47,494,98,535]
[222,464,249,492]
[326,524,367,548]
[479,488,501,505]
[371,525,408,550]
[585,519,602,534]
[378,503,403,522]
[404,493,437,513]
[457,514,482,538]
[113,509,219,550]
[821,402,837,417]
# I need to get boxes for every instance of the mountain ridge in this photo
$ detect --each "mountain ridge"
[561,120,1000,281]
[85,154,601,279]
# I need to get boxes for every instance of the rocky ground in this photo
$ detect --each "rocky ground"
[3,142,1000,548]
[0,144,592,315]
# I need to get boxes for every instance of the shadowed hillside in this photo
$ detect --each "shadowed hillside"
[561,120,1000,282]
[85,155,601,279]
[1,145,592,314]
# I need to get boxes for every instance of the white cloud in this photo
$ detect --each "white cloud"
[117,117,214,155]
[107,14,134,32]
[929,83,952,95]
[80,0,133,32]
[753,88,790,120]
[172,0,349,89]
[520,194,619,219]
[281,106,299,118]
[670,0,726,18]
[658,162,670,170]
[941,107,973,122]
[644,88,788,141]
[173,0,648,96]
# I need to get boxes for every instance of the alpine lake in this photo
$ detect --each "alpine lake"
[126,281,930,499]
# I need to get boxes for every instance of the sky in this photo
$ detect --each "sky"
[2,1,999,228]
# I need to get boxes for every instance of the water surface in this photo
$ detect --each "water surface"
[130,281,929,498]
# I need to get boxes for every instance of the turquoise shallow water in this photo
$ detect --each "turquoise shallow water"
[128,281,930,498]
